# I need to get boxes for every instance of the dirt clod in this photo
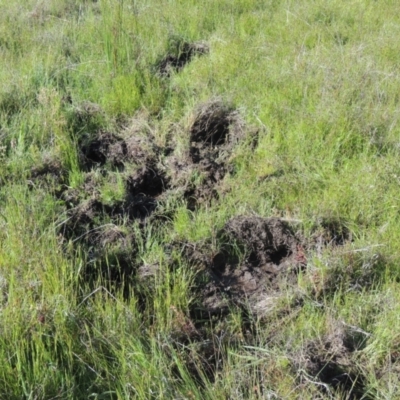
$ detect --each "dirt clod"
[190,101,232,149]
[78,125,161,173]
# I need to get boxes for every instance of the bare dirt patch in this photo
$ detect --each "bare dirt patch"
[188,99,245,162]
[293,323,369,399]
[157,41,209,77]
[79,131,127,171]
[167,100,246,210]
[52,99,376,390]
[157,217,304,384]
[78,125,161,172]
[225,216,298,267]
[60,166,167,240]
[123,161,168,220]
[185,217,304,319]
[189,100,233,150]
[126,165,167,198]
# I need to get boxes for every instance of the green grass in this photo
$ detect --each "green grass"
[2,0,400,398]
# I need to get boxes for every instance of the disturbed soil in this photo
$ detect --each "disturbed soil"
[31,96,362,391]
[167,99,247,209]
[28,158,67,196]
[292,323,370,399]
[48,100,244,296]
[187,216,304,319]
[33,50,363,391]
[156,41,209,77]
[38,97,360,389]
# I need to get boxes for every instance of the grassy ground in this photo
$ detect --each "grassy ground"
[1,0,400,398]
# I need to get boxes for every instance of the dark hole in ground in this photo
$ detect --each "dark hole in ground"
[269,246,291,265]
[157,41,209,77]
[123,194,158,220]
[190,101,233,151]
[225,216,297,267]
[79,131,127,171]
[163,100,248,211]
[165,100,239,209]
[314,217,352,247]
[126,165,167,197]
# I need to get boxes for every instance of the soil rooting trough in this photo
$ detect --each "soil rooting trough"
[127,165,167,198]
[78,127,161,172]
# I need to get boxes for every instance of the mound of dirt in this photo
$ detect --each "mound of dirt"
[59,136,168,290]
[158,217,305,384]
[61,174,164,238]
[157,41,209,77]
[293,324,369,399]
[60,123,168,258]
[58,105,255,307]
[124,134,159,165]
[189,100,243,161]
[190,101,233,149]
